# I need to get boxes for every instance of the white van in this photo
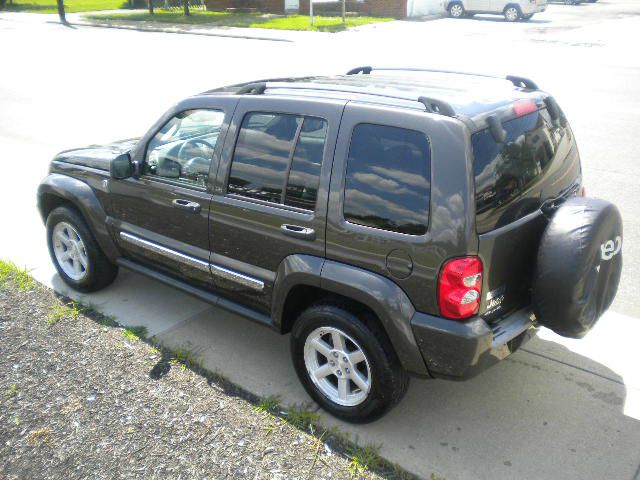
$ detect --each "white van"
[447,0,547,21]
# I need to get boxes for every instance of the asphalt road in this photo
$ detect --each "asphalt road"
[1,3,640,479]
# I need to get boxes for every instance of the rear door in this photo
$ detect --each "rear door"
[473,106,582,319]
[210,97,345,314]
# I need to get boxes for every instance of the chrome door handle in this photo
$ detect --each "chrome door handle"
[172,198,201,214]
[280,224,316,241]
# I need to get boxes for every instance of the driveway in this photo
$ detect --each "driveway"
[1,2,640,479]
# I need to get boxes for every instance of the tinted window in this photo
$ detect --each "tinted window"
[344,124,431,235]
[472,109,574,233]
[228,113,327,210]
[285,118,327,210]
[145,109,224,187]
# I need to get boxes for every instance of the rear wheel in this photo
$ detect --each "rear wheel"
[290,303,409,423]
[504,5,521,21]
[521,13,533,21]
[47,206,118,292]
[448,2,465,18]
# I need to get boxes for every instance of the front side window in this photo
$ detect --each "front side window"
[344,124,431,236]
[228,112,327,209]
[145,109,225,187]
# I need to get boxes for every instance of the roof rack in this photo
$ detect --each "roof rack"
[236,82,267,95]
[346,66,539,90]
[233,81,457,118]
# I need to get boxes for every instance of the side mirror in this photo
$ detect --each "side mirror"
[157,158,181,179]
[110,153,133,179]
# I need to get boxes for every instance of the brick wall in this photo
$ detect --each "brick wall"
[205,0,406,16]
[205,0,285,13]
[299,0,406,17]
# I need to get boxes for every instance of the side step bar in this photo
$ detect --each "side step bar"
[116,258,276,331]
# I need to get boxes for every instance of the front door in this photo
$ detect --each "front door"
[107,98,237,287]
[210,96,345,314]
[467,0,493,11]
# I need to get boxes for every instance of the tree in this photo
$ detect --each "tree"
[148,0,154,14]
[56,0,67,23]
[183,0,190,16]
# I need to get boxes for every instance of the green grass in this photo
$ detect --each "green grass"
[253,395,280,416]
[1,0,130,13]
[5,384,19,399]
[122,325,148,341]
[0,260,37,291]
[232,14,393,32]
[48,301,81,325]
[85,10,393,31]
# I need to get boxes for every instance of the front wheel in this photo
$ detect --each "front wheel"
[47,206,118,292]
[504,6,521,21]
[448,2,465,18]
[290,303,409,423]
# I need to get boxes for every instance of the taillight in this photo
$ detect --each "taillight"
[438,257,483,320]
[581,186,586,197]
[512,99,538,117]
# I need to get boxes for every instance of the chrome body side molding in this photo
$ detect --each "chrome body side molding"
[119,231,264,291]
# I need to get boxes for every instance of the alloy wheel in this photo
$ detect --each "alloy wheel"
[450,4,464,17]
[52,221,89,281]
[303,326,372,407]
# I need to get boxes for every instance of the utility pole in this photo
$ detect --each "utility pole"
[56,0,67,23]
[341,0,345,24]
[309,0,314,27]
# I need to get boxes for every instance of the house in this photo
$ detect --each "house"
[205,0,445,18]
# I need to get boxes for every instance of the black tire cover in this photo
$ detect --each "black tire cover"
[532,197,623,338]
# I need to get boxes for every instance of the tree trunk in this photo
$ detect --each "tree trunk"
[56,0,67,23]
[148,0,154,14]
[183,0,190,16]
[1,0,7,10]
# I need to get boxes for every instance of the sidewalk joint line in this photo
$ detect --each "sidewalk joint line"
[520,348,625,386]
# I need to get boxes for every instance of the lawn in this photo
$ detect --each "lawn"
[85,10,394,31]
[1,0,129,13]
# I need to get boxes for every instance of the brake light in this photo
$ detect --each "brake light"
[581,186,586,197]
[438,257,483,320]
[512,99,538,117]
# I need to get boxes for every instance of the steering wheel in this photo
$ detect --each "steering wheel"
[177,138,214,162]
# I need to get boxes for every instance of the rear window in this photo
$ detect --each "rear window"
[472,109,576,233]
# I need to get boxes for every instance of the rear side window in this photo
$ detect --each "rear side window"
[343,124,431,236]
[227,112,327,210]
[472,109,575,233]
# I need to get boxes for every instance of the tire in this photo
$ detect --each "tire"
[448,2,465,18]
[532,198,623,339]
[290,302,409,423]
[47,206,118,292]
[504,5,521,21]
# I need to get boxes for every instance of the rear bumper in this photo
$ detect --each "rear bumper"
[411,308,537,380]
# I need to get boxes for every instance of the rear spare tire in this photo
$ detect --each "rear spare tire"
[532,197,622,338]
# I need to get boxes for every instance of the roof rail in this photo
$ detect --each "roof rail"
[345,66,539,90]
[346,66,373,75]
[236,82,267,95]
[505,75,539,90]
[418,96,455,117]
[233,81,456,117]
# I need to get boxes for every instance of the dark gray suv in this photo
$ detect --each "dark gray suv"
[38,67,623,422]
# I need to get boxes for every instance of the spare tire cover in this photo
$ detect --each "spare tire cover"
[532,197,622,338]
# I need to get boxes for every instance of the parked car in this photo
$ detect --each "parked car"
[447,0,547,21]
[38,67,622,423]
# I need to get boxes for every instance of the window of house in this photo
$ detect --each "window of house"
[344,123,431,235]
[227,112,327,210]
